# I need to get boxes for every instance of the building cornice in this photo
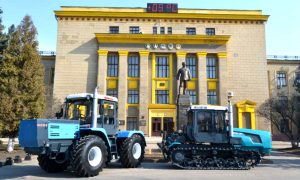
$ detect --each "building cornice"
[267,60,300,65]
[95,33,230,45]
[55,10,269,21]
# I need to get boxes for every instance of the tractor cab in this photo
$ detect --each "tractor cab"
[185,105,229,144]
[57,93,119,135]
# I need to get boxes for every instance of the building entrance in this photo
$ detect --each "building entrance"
[151,117,161,136]
[148,107,176,136]
[151,117,175,136]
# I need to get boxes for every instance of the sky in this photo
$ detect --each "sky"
[0,0,299,55]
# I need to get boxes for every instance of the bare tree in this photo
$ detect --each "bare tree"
[258,95,300,148]
[44,85,62,118]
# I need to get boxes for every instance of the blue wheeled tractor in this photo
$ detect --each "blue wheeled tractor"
[158,104,272,170]
[19,87,146,177]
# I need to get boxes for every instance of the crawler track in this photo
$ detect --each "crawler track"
[170,145,261,170]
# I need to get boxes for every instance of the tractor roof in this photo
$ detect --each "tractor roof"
[66,93,118,102]
[189,105,227,111]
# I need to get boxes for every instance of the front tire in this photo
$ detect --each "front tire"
[71,135,108,177]
[120,135,145,168]
[37,154,68,173]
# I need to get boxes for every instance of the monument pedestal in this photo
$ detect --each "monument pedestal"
[176,94,191,131]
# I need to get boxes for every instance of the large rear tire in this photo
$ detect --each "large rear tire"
[37,154,68,173]
[120,135,145,168]
[71,135,108,177]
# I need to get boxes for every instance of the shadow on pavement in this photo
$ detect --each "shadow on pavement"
[0,165,74,180]
[0,150,299,179]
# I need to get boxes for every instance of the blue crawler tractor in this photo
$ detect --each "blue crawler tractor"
[158,105,272,170]
[19,88,146,177]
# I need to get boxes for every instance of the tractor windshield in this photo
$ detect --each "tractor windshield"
[65,99,92,123]
[196,110,226,133]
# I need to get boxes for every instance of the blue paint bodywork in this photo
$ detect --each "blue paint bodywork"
[116,130,145,138]
[164,128,272,156]
[19,119,146,156]
[48,122,79,139]
[19,119,39,148]
[80,128,111,147]
[233,128,272,155]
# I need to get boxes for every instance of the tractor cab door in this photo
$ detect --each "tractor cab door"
[98,100,118,135]
[193,110,228,144]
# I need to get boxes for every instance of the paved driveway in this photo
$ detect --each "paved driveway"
[0,151,299,180]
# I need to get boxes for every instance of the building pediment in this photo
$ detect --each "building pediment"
[236,100,257,108]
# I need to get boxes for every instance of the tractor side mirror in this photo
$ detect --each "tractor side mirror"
[55,108,63,119]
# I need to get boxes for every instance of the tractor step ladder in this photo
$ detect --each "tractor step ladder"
[109,136,118,156]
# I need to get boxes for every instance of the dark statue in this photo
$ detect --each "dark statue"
[177,62,192,95]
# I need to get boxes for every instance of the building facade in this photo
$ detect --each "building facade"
[52,6,271,136]
[267,55,300,140]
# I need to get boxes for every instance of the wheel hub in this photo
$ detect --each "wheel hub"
[88,146,102,167]
[174,152,185,162]
[132,143,142,159]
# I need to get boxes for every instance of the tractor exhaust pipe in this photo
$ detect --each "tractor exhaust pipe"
[92,86,98,128]
[227,91,234,138]
[228,99,234,137]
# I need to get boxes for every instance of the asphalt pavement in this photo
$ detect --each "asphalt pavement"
[0,151,300,180]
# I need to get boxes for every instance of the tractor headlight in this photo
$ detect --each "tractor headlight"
[246,134,262,143]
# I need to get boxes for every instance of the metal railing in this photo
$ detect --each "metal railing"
[39,51,56,56]
[267,55,300,61]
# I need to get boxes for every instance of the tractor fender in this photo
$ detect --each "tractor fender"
[79,128,111,154]
[117,130,146,146]
[168,142,182,149]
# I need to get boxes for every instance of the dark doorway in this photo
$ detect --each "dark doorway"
[152,117,162,136]
[163,117,174,134]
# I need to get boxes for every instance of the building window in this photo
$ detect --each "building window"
[294,72,300,86]
[206,56,217,79]
[107,54,119,77]
[156,90,169,104]
[186,55,197,78]
[160,27,165,34]
[277,72,287,88]
[109,26,119,34]
[156,56,169,78]
[279,96,288,106]
[206,28,215,35]
[50,67,55,84]
[167,27,172,34]
[127,117,138,130]
[207,91,217,105]
[186,27,196,35]
[107,89,118,98]
[128,54,139,77]
[128,90,139,104]
[187,90,197,104]
[129,26,140,34]
[153,27,157,34]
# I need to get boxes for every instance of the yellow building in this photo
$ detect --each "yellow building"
[52,5,271,136]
